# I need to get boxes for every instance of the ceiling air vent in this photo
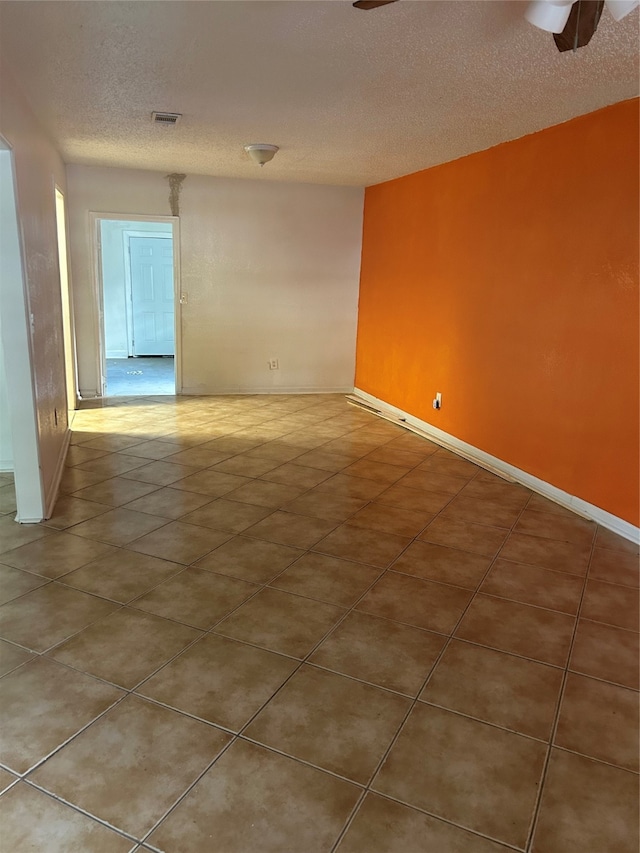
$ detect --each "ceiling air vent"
[151,111,182,125]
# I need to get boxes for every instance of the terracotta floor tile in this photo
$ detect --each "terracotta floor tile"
[514,509,596,547]
[498,532,591,576]
[373,703,546,848]
[225,479,306,510]
[310,610,445,696]
[71,476,160,508]
[346,503,432,537]
[391,540,491,589]
[58,466,108,495]
[246,664,409,783]
[0,784,133,853]
[344,459,411,486]
[181,498,273,533]
[0,531,116,579]
[0,638,34,676]
[0,483,17,515]
[459,477,530,507]
[148,739,360,853]
[119,459,200,486]
[421,640,563,739]
[0,583,117,652]
[132,567,257,629]
[293,448,354,472]
[339,792,511,853]
[316,473,388,500]
[76,453,148,477]
[214,587,344,658]
[480,558,584,614]
[64,444,110,466]
[283,489,367,522]
[399,469,469,495]
[194,534,302,583]
[439,495,522,529]
[0,657,122,773]
[419,517,507,558]
[270,552,380,607]
[0,767,16,794]
[60,550,184,603]
[0,515,55,553]
[164,446,231,468]
[30,696,230,839]
[580,578,639,630]
[164,468,251,497]
[69,508,169,546]
[417,452,480,479]
[82,435,147,452]
[589,546,639,588]
[246,442,306,464]
[261,462,334,488]
[43,496,112,531]
[555,673,639,771]
[49,607,201,688]
[526,493,577,517]
[123,439,181,460]
[121,486,213,519]
[0,564,48,604]
[212,454,281,477]
[532,749,639,853]
[357,572,471,634]
[245,510,337,549]
[126,521,231,564]
[138,633,297,730]
[363,446,426,468]
[314,524,411,568]
[595,527,639,555]
[570,618,639,689]
[455,594,575,666]
[375,482,451,514]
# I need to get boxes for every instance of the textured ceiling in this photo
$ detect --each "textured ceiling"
[0,0,637,186]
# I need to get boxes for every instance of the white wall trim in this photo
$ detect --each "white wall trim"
[352,388,640,545]
[79,388,100,399]
[43,427,71,520]
[181,385,355,396]
[0,461,13,473]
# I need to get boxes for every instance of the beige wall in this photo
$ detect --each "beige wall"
[66,165,363,397]
[0,60,69,514]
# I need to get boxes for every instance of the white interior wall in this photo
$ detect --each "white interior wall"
[0,60,70,518]
[66,164,364,396]
[101,219,172,358]
[0,343,13,471]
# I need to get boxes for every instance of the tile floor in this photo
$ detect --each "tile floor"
[106,357,175,397]
[0,393,638,852]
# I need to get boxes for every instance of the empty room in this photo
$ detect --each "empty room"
[0,2,638,852]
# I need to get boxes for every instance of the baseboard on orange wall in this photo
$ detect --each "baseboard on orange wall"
[351,389,640,545]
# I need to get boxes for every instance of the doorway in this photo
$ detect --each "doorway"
[54,187,78,421]
[93,215,180,397]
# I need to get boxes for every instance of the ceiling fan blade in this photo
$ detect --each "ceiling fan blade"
[353,1,399,10]
[554,0,605,51]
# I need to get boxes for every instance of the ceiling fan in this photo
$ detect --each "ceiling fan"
[352,0,639,53]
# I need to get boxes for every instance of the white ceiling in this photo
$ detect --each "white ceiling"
[0,0,637,186]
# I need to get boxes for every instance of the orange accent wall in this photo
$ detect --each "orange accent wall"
[355,99,639,525]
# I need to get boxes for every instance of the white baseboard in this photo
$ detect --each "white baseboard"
[44,428,71,520]
[352,388,640,545]
[180,386,355,396]
[0,461,13,473]
[79,388,100,399]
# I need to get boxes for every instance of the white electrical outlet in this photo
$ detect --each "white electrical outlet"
[433,392,442,410]
[269,358,279,370]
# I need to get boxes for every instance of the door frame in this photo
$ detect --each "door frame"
[123,230,173,358]
[90,212,182,396]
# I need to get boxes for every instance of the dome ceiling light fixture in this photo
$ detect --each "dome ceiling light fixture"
[524,0,639,51]
[244,144,279,167]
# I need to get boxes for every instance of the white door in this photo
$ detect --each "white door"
[129,236,175,356]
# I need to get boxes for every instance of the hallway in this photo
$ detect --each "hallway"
[0,394,637,852]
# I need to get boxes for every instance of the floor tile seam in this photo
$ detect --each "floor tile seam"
[465,588,581,619]
[523,526,599,852]
[47,508,178,542]
[12,690,130,781]
[68,484,167,509]
[329,788,369,853]
[486,553,598,582]
[386,565,492,594]
[570,612,640,633]
[583,561,640,591]
[566,664,639,692]
[0,575,55,606]
[17,778,142,847]
[359,788,528,853]
[52,551,189,597]
[549,743,640,776]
